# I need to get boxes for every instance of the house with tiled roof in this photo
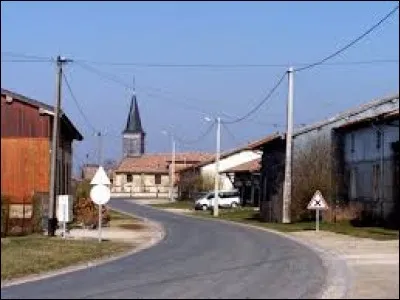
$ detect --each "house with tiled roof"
[178,136,268,197]
[221,158,261,207]
[112,152,213,198]
[111,86,212,198]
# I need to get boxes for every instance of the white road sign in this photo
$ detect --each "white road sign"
[307,190,328,210]
[90,184,111,205]
[91,166,111,185]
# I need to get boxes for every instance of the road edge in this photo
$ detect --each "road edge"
[1,210,166,289]
[146,205,352,299]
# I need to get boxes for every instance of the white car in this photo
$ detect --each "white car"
[194,190,241,211]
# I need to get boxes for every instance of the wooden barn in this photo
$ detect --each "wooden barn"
[1,88,83,219]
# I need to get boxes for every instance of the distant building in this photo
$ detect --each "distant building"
[113,153,213,198]
[221,158,261,207]
[1,88,83,217]
[112,87,212,198]
[178,137,266,196]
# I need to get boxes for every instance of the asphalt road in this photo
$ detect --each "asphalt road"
[1,199,326,299]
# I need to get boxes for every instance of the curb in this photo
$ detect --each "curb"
[146,205,351,299]
[1,210,166,289]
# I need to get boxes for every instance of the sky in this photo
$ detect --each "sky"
[1,1,399,175]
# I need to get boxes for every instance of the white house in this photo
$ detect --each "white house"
[179,137,270,193]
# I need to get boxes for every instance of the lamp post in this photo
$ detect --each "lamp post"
[162,130,176,202]
[205,116,221,217]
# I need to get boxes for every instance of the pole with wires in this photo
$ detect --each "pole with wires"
[171,134,176,202]
[48,56,72,237]
[213,117,221,217]
[282,67,294,224]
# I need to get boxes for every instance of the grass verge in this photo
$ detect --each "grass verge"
[188,207,398,241]
[150,200,194,210]
[1,235,131,281]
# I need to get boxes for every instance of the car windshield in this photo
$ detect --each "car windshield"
[206,193,215,199]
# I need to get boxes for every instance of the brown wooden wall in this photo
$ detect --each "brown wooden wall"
[1,138,50,204]
[1,95,51,138]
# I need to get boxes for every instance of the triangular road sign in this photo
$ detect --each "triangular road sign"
[90,166,111,185]
[307,190,328,210]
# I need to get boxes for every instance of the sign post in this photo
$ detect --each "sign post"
[307,190,328,232]
[90,166,111,243]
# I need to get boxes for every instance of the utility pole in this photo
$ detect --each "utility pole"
[97,131,103,242]
[213,117,221,217]
[170,134,176,202]
[97,131,103,167]
[282,67,294,224]
[48,56,72,236]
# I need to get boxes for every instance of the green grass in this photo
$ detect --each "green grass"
[150,200,194,210]
[1,235,131,281]
[191,207,399,241]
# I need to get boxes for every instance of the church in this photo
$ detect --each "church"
[112,88,213,198]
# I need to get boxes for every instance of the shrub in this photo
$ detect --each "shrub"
[179,173,222,200]
[291,136,336,222]
[73,180,110,228]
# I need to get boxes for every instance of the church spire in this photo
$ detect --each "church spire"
[123,76,144,134]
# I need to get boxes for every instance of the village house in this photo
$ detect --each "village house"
[111,88,212,198]
[178,137,268,199]
[221,158,261,207]
[1,88,83,219]
[253,93,399,224]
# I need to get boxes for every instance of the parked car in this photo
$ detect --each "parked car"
[194,190,241,211]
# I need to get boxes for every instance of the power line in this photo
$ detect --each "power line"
[1,59,54,63]
[175,121,216,145]
[74,60,218,116]
[71,58,399,68]
[1,51,53,61]
[294,5,399,73]
[2,51,398,68]
[223,72,287,125]
[62,71,98,134]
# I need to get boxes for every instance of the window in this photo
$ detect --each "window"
[127,174,133,182]
[350,167,357,199]
[372,164,380,201]
[155,174,161,185]
[350,133,355,153]
[376,130,381,150]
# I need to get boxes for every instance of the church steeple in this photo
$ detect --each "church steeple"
[122,77,146,157]
[123,94,144,134]
[123,78,144,134]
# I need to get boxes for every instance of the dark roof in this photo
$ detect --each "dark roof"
[334,109,399,131]
[1,88,84,141]
[293,93,399,137]
[123,93,144,134]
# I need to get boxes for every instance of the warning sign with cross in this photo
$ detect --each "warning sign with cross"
[307,190,328,210]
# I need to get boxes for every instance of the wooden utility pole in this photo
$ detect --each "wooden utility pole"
[282,67,294,224]
[48,56,72,236]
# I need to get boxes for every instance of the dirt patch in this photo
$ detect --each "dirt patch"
[118,223,146,230]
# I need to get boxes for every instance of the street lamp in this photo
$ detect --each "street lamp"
[162,130,176,202]
[205,116,221,217]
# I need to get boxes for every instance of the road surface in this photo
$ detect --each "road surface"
[1,199,326,299]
